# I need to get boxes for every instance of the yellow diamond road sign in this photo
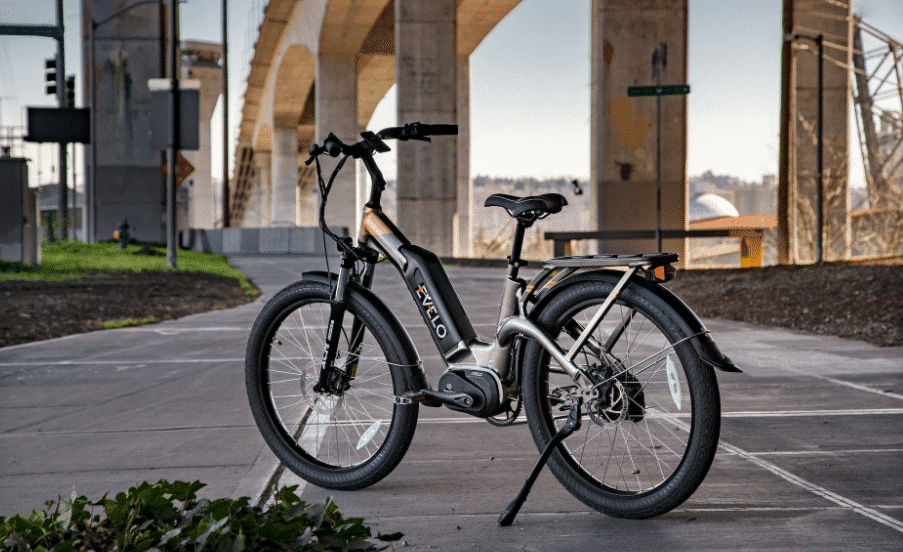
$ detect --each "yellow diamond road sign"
[160,151,195,187]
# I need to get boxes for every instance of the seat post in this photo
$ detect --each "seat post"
[508,220,529,279]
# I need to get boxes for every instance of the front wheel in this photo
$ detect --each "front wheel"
[246,281,418,490]
[521,276,720,519]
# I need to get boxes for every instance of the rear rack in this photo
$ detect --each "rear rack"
[542,253,678,269]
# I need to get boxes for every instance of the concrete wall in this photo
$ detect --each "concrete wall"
[180,226,347,256]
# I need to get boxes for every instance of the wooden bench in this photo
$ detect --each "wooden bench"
[545,215,776,268]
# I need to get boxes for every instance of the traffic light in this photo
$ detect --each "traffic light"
[65,75,75,107]
[45,57,58,95]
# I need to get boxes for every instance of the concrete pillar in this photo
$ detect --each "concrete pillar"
[790,0,851,262]
[252,150,272,227]
[181,42,222,229]
[316,54,359,231]
[82,0,165,243]
[295,131,318,227]
[396,0,457,256]
[297,168,319,227]
[243,176,262,227]
[271,125,298,226]
[455,55,472,258]
[591,0,688,260]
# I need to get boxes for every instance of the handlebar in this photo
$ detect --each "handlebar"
[378,122,458,141]
[306,122,457,259]
[305,122,458,165]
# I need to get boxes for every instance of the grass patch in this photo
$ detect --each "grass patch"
[1,241,258,298]
[103,317,159,330]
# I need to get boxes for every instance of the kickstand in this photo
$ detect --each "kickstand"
[498,398,582,527]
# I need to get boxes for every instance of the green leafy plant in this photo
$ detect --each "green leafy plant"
[0,480,402,552]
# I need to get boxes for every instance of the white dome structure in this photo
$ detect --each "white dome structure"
[689,193,740,222]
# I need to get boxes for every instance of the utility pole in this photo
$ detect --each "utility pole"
[777,0,795,265]
[222,0,230,228]
[167,0,180,268]
[55,0,68,241]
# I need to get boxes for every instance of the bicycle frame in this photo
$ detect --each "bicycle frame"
[323,151,664,389]
[312,140,738,404]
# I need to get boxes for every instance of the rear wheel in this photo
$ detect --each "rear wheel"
[522,276,720,519]
[246,281,418,490]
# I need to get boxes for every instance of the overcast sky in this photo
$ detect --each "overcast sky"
[2,0,902,189]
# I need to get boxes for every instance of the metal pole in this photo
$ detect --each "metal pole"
[655,91,662,254]
[777,1,795,265]
[55,0,68,241]
[167,0,179,268]
[222,0,230,227]
[815,34,824,264]
[89,20,96,243]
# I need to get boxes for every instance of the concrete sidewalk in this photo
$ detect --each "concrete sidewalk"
[2,256,901,551]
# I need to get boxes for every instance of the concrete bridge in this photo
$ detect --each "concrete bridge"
[224,0,852,260]
[225,0,689,258]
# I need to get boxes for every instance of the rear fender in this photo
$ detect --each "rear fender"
[529,269,742,373]
[301,270,432,392]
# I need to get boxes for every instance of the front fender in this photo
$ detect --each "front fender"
[529,269,742,373]
[301,270,432,392]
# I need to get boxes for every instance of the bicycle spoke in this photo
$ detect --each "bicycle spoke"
[543,298,699,495]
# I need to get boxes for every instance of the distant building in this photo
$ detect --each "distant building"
[689,172,776,217]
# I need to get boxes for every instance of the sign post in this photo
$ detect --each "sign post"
[627,84,690,253]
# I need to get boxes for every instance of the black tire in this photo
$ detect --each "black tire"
[246,281,418,490]
[521,276,720,519]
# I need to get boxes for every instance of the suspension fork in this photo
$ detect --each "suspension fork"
[343,261,375,381]
[314,254,356,393]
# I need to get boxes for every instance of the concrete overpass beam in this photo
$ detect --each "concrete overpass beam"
[271,125,298,226]
[591,0,688,261]
[396,0,457,256]
[316,53,359,231]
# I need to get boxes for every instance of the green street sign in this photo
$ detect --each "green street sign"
[627,84,690,97]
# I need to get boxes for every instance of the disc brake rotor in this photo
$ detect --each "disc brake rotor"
[589,379,628,428]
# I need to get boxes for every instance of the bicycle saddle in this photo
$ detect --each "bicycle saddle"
[484,193,568,218]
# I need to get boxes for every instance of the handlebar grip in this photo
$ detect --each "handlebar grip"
[420,124,458,136]
[323,133,343,157]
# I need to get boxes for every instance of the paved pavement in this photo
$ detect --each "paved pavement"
[2,255,902,551]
